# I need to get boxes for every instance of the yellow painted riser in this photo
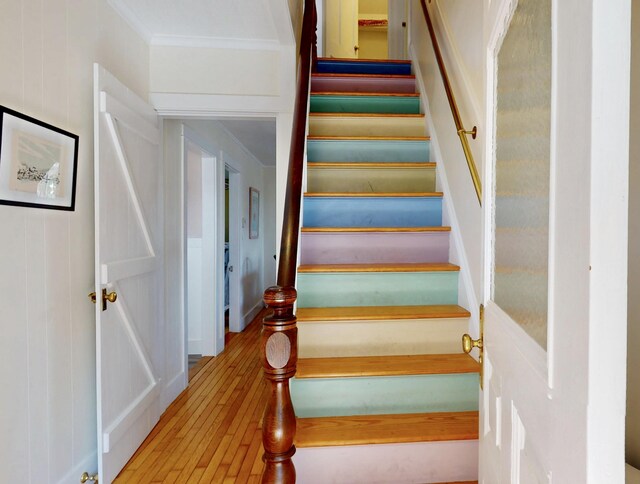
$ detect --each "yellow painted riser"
[307,167,436,193]
[298,318,469,358]
[309,115,426,137]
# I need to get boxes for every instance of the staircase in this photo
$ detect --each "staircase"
[289,58,479,484]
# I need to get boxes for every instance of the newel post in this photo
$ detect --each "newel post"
[261,286,298,484]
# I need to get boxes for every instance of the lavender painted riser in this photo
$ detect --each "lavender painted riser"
[294,440,478,484]
[311,75,417,94]
[300,231,450,264]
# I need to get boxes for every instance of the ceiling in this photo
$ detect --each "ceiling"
[108,0,281,46]
[218,118,276,166]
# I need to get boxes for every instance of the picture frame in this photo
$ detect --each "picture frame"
[249,187,260,239]
[0,105,79,211]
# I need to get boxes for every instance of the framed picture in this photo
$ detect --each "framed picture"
[0,105,79,210]
[249,187,260,239]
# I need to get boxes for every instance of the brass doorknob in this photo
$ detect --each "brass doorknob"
[462,333,483,354]
[462,305,485,389]
[80,472,99,483]
[88,288,117,311]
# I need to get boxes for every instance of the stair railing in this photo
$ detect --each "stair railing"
[261,1,317,482]
[419,0,482,205]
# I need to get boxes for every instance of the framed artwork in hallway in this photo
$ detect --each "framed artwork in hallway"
[0,105,78,211]
[249,186,259,239]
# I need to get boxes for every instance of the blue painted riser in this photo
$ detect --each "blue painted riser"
[316,60,412,75]
[296,271,459,308]
[307,140,430,163]
[303,196,443,227]
[291,373,479,418]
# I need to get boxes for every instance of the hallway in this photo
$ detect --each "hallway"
[115,312,267,483]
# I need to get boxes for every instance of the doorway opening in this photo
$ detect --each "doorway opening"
[185,137,220,374]
[323,0,408,60]
[176,118,276,382]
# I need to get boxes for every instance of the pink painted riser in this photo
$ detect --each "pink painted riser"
[311,76,417,94]
[300,232,450,265]
[294,440,478,484]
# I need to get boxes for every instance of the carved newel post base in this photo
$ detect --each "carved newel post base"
[261,286,298,484]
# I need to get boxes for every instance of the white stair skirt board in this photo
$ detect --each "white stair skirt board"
[294,440,478,484]
[628,464,640,484]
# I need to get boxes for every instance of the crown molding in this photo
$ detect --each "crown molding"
[107,0,152,43]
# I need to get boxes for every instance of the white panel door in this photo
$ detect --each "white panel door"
[388,0,408,59]
[93,64,164,484]
[479,0,629,482]
[326,0,359,58]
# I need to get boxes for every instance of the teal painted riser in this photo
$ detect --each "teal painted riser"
[291,373,479,418]
[310,95,420,114]
[307,140,430,162]
[303,196,442,227]
[297,271,458,308]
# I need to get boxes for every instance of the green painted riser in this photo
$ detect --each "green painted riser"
[310,95,421,114]
[307,167,436,193]
[291,373,479,418]
[307,140,430,163]
[296,271,458,308]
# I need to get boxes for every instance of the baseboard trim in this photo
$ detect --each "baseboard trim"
[242,300,265,330]
[188,339,202,355]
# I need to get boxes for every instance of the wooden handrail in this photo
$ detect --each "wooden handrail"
[419,0,482,205]
[261,1,316,483]
[278,0,317,289]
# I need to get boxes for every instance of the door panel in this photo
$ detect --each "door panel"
[481,0,629,480]
[326,0,359,58]
[94,64,164,484]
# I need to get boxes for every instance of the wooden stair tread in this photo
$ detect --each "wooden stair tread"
[318,57,412,64]
[301,226,451,233]
[296,354,479,378]
[312,73,416,79]
[309,112,423,117]
[296,304,468,321]
[295,411,479,447]
[312,91,420,97]
[308,162,435,168]
[307,135,429,141]
[298,263,460,273]
[306,161,433,166]
[304,192,443,198]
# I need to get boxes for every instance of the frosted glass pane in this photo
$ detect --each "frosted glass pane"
[494,0,551,349]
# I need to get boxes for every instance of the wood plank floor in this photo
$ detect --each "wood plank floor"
[115,310,267,483]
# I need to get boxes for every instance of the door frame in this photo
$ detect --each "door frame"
[183,126,225,357]
[225,162,243,333]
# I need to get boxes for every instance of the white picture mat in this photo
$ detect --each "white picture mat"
[0,111,76,207]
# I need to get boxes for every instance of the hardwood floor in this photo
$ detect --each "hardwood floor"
[115,310,267,483]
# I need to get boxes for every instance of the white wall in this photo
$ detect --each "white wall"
[0,1,149,482]
[409,0,485,325]
[628,0,640,468]
[150,46,281,97]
